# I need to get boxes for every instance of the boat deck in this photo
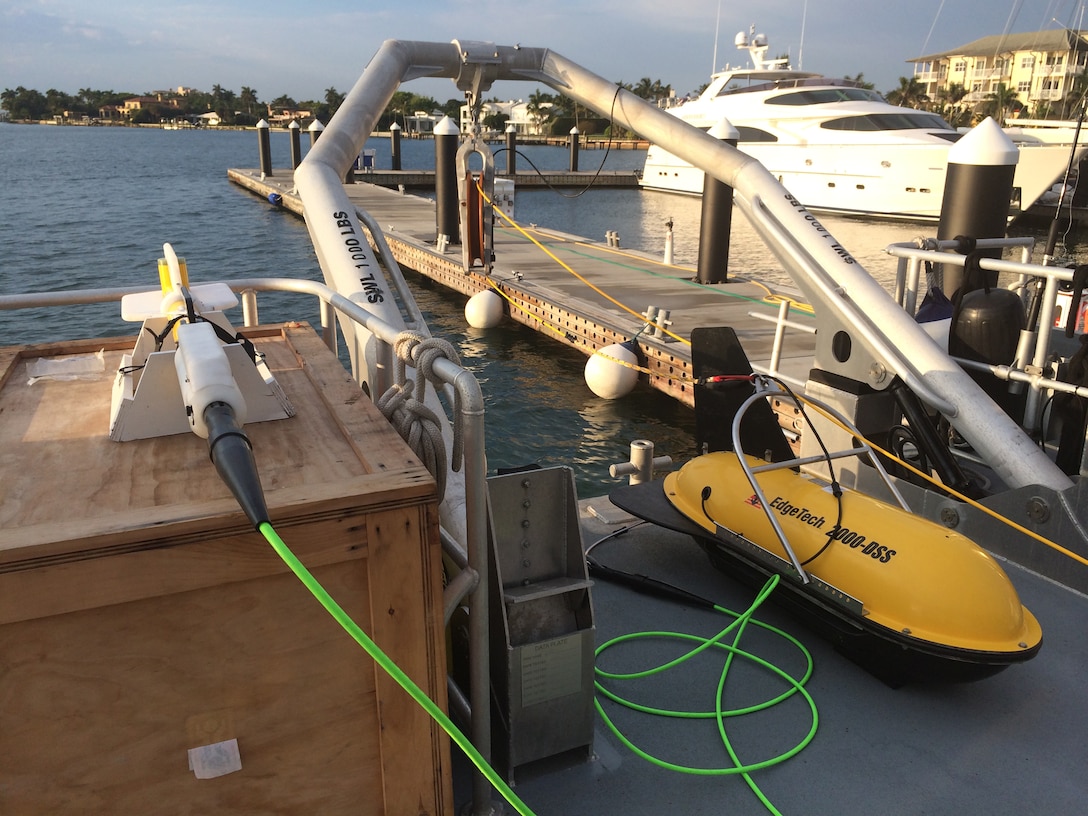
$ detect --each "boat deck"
[228,168,818,406]
[474,495,1088,815]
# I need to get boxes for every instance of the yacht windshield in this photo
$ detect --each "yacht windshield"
[768,88,887,105]
[820,113,955,132]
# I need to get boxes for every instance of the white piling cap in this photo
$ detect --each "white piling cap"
[256,119,270,129]
[949,117,1019,166]
[709,117,740,141]
[435,116,459,136]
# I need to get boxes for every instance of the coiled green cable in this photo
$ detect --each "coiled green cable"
[261,521,815,816]
[593,574,818,815]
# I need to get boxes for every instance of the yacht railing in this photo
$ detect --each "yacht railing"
[884,237,1088,435]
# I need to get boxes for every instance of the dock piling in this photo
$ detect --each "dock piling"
[289,120,302,169]
[937,117,1017,296]
[390,122,402,170]
[697,118,739,284]
[257,119,272,177]
[435,116,460,245]
[505,124,517,175]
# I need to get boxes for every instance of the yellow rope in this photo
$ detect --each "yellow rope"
[472,181,817,389]
[488,203,691,344]
[481,181,1083,568]
[482,181,1082,566]
[794,391,1088,569]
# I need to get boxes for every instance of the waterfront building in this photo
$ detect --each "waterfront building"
[910,28,1088,120]
[458,99,551,136]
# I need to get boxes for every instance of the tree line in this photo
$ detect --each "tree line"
[1,85,349,126]
[10,73,1048,132]
[1,77,681,133]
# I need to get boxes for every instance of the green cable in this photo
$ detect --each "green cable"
[261,520,815,816]
[593,574,818,816]
[257,521,537,816]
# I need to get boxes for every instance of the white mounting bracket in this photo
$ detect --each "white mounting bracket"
[108,283,293,442]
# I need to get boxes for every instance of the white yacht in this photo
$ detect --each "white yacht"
[640,29,1081,221]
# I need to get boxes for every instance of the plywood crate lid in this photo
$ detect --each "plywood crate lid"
[0,322,438,621]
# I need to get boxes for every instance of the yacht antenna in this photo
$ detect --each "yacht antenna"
[799,0,807,70]
[712,0,722,73]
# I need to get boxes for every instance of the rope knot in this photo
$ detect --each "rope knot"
[378,332,466,501]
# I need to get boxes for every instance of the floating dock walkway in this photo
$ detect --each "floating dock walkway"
[228,168,816,407]
[342,169,640,190]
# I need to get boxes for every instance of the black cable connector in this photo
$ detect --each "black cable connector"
[203,401,270,529]
[587,558,716,610]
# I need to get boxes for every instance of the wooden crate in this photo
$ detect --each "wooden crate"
[0,323,452,814]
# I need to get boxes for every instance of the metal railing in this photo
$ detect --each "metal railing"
[886,237,1088,434]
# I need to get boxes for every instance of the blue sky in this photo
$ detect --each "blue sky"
[2,1,1087,103]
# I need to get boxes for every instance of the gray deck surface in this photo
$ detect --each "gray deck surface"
[452,496,1088,816]
[228,169,1086,815]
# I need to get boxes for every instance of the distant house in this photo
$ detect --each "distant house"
[266,107,311,127]
[909,28,1088,118]
[403,110,443,135]
[458,99,551,136]
[123,96,160,114]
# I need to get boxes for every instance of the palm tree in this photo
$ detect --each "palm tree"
[885,77,929,109]
[324,87,345,116]
[984,83,1020,124]
[240,86,259,117]
[629,77,673,105]
[845,72,875,90]
[526,90,556,135]
[932,82,970,127]
[1062,70,1088,119]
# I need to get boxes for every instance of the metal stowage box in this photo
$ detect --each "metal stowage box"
[487,466,595,782]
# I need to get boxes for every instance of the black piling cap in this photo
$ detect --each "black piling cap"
[203,401,270,529]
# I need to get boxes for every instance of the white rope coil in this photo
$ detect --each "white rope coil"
[377,332,465,501]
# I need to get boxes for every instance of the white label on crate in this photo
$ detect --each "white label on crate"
[521,635,582,707]
[188,738,242,779]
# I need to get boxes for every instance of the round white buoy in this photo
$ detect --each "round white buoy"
[465,289,504,328]
[585,342,639,399]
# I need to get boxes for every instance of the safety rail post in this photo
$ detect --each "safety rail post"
[319,299,337,355]
[769,298,791,374]
[241,289,258,327]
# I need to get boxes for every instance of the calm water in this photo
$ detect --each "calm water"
[0,124,699,495]
[2,123,1079,496]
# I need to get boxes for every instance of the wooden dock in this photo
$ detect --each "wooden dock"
[346,169,640,190]
[227,168,816,407]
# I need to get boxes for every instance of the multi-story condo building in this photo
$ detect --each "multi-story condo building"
[910,28,1088,119]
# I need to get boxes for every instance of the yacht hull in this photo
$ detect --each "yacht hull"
[640,140,1076,221]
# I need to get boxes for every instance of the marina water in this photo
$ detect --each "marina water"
[1,122,1076,496]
